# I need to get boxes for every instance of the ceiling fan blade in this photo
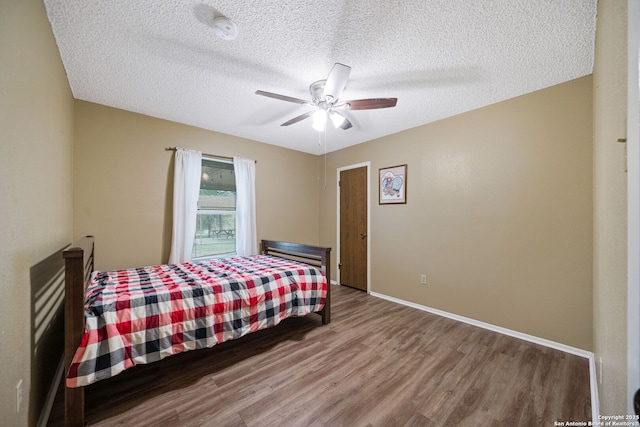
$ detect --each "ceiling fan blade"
[343,98,398,110]
[281,111,313,126]
[255,90,310,105]
[323,63,351,101]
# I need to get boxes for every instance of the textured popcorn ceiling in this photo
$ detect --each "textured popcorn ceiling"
[43,1,597,155]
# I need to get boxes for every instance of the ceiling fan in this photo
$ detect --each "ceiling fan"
[255,63,397,131]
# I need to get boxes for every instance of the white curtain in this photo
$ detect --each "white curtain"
[234,157,257,256]
[168,149,202,264]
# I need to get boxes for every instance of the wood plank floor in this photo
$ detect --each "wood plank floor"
[47,285,591,426]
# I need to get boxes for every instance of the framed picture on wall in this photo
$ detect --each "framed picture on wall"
[379,164,407,204]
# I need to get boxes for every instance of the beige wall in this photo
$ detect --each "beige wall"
[593,0,628,416]
[0,0,75,426]
[3,0,625,422]
[320,76,593,350]
[74,101,321,271]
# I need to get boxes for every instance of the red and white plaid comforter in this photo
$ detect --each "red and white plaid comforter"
[66,255,327,387]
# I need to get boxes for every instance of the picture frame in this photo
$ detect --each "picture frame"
[379,164,407,204]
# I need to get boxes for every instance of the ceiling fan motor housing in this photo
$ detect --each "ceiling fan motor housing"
[309,80,327,104]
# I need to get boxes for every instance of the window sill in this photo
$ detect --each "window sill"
[192,252,237,262]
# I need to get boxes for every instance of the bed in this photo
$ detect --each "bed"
[62,236,331,427]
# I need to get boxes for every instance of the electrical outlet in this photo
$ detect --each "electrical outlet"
[16,379,22,413]
[420,274,427,285]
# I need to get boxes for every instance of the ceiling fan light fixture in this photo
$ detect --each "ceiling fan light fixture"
[330,111,345,128]
[312,109,327,131]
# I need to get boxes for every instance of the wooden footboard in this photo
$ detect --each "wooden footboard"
[63,236,94,427]
[260,239,332,324]
[63,237,330,427]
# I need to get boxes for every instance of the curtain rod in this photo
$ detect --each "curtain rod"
[165,147,256,163]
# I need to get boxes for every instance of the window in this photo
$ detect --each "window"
[192,158,236,259]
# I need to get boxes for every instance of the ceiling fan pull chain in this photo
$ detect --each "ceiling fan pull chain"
[324,127,328,189]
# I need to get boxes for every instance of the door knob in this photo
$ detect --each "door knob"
[360,233,367,239]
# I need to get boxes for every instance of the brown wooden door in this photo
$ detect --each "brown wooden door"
[339,166,367,291]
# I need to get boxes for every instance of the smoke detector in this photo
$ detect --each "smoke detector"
[213,16,238,41]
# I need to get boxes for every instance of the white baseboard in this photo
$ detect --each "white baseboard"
[368,290,599,422]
